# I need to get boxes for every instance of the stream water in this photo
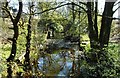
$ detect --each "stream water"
[38,49,83,76]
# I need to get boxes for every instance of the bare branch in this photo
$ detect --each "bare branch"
[2,7,14,22]
[98,14,120,20]
[2,1,14,22]
[113,5,120,14]
[33,2,87,15]
[15,1,23,24]
[73,3,87,12]
[114,1,120,6]
[34,3,72,15]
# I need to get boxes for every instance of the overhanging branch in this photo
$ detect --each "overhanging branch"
[2,1,14,22]
[113,5,120,14]
[32,2,87,15]
[114,1,120,6]
[34,3,72,15]
[2,7,14,22]
[98,14,120,20]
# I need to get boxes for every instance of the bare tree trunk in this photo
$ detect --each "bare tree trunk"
[87,1,98,48]
[99,1,115,48]
[94,0,98,40]
[7,64,12,78]
[7,1,23,62]
[87,0,116,49]
[24,2,34,71]
[3,1,23,77]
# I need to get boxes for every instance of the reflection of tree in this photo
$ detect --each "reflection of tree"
[38,51,71,76]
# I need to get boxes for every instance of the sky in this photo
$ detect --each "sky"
[8,0,120,18]
[98,0,119,18]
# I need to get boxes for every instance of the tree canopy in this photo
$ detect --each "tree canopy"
[0,0,120,77]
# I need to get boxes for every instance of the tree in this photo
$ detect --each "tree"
[4,0,23,62]
[87,0,117,49]
[87,1,98,48]
[99,1,116,48]
[2,0,23,77]
[24,2,34,71]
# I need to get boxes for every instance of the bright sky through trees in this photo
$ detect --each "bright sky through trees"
[8,0,120,18]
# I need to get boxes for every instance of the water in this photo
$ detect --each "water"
[58,61,72,76]
[38,50,82,76]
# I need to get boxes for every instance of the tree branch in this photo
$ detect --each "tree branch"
[98,14,120,20]
[2,1,14,22]
[34,3,72,15]
[114,1,120,6]
[72,3,87,12]
[2,7,14,22]
[15,1,23,24]
[113,5,120,14]
[33,2,87,15]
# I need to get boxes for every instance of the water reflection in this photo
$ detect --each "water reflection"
[38,50,82,76]
[58,61,72,76]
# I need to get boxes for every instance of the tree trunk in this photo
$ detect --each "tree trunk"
[7,1,23,62]
[99,2,115,48]
[94,1,98,40]
[87,2,98,48]
[5,1,22,77]
[87,0,116,49]
[7,24,18,62]
[24,2,33,71]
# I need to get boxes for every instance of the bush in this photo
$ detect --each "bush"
[79,43,120,78]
